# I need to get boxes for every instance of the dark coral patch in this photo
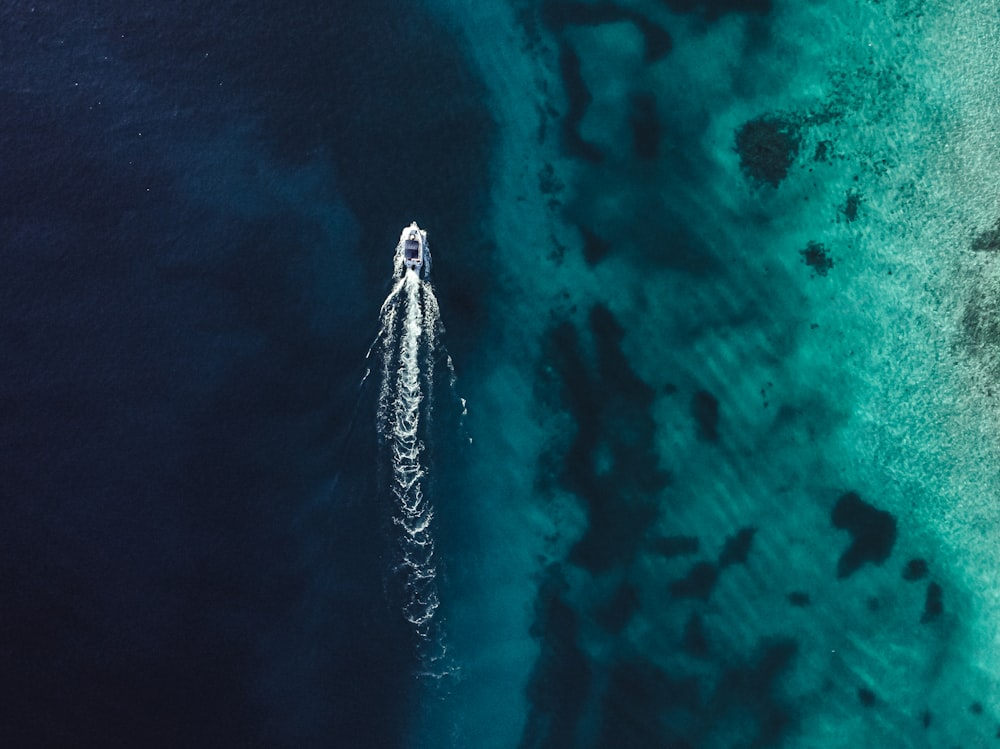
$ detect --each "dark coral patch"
[580,225,611,265]
[542,305,669,573]
[632,17,673,62]
[800,241,833,276]
[714,639,798,747]
[542,0,608,29]
[595,661,700,748]
[600,637,798,747]
[542,1,673,62]
[595,582,640,634]
[670,561,719,599]
[858,687,876,707]
[557,44,604,163]
[921,710,932,729]
[538,163,564,196]
[682,613,710,657]
[973,219,1000,252]
[971,701,984,715]
[831,492,897,579]
[651,535,700,557]
[718,527,756,568]
[659,0,772,18]
[902,558,929,581]
[788,591,811,607]
[959,282,1000,371]
[691,390,719,441]
[813,139,832,162]
[521,565,592,749]
[735,115,800,186]
[629,92,661,160]
[564,451,660,575]
[921,581,943,623]
[842,190,862,222]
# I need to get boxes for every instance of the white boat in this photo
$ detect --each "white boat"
[400,221,429,275]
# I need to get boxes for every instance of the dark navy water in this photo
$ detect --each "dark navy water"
[1,2,489,746]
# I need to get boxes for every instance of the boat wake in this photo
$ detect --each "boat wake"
[369,225,459,670]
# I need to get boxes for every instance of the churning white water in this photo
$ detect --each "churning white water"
[371,229,457,669]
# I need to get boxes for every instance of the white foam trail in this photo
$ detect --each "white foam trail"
[373,233,456,668]
[392,272,439,632]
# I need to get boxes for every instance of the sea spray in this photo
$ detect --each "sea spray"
[371,227,456,670]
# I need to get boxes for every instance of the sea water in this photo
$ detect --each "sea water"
[0,2,487,746]
[413,0,1000,747]
[6,0,1000,746]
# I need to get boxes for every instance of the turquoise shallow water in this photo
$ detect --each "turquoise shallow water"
[414,0,1000,747]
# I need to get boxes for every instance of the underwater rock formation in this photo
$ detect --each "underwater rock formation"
[691,390,720,442]
[921,581,943,623]
[902,558,929,581]
[718,527,757,568]
[831,492,897,579]
[736,115,800,186]
[800,241,833,276]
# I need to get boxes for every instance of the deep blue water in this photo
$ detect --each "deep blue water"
[1,2,490,746]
